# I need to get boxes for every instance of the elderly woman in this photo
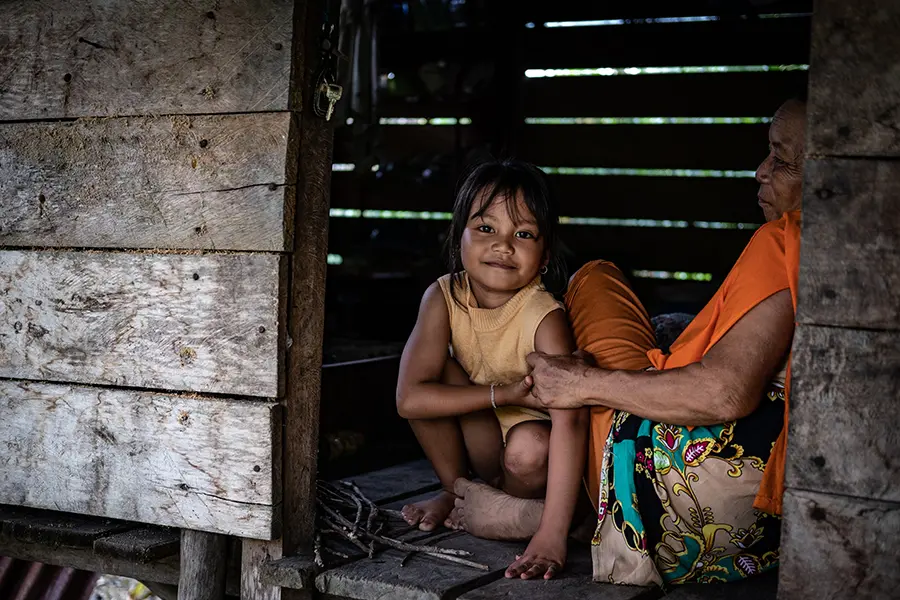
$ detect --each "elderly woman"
[450,98,806,585]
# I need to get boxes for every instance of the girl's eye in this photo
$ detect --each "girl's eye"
[515,231,536,239]
[477,225,493,233]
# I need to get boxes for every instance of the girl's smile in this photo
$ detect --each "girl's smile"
[460,189,546,308]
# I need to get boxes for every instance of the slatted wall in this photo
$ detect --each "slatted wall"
[0,0,294,540]
[326,0,811,338]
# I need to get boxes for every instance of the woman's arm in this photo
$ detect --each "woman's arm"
[527,289,795,425]
[396,283,532,419]
[506,309,589,579]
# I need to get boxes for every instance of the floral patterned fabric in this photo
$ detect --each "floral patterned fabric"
[591,385,786,587]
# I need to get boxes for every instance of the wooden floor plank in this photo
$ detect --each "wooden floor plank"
[340,459,441,505]
[315,532,522,600]
[459,544,654,600]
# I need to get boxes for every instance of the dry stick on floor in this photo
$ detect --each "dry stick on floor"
[317,502,372,556]
[314,533,325,568]
[315,497,488,569]
[341,481,379,532]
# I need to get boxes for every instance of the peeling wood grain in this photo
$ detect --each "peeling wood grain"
[808,0,900,156]
[787,325,900,502]
[0,0,296,119]
[0,113,291,251]
[0,250,283,397]
[779,489,900,600]
[0,380,280,538]
[242,538,284,600]
[797,158,900,330]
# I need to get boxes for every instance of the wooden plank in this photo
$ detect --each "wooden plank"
[0,250,284,396]
[334,125,481,164]
[797,159,900,330]
[786,325,900,502]
[93,527,180,563]
[778,489,900,600]
[550,175,765,224]
[523,71,808,118]
[516,124,769,170]
[0,0,295,120]
[807,0,900,157]
[459,543,652,600]
[242,539,284,600]
[0,380,280,538]
[518,0,813,22]
[179,529,227,600]
[380,19,811,70]
[519,18,811,69]
[343,460,440,505]
[0,114,291,251]
[0,505,131,547]
[315,532,522,600]
[665,570,778,599]
[260,555,316,592]
[332,171,766,224]
[0,537,182,588]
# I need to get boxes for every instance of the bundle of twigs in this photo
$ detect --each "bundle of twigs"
[315,480,489,571]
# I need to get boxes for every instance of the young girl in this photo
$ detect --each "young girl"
[396,159,588,579]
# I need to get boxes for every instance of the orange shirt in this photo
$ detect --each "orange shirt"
[565,211,801,515]
[647,211,801,515]
[564,260,656,509]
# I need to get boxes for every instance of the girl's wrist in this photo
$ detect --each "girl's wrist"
[491,383,505,408]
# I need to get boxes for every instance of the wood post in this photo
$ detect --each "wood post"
[779,1,900,598]
[178,530,228,600]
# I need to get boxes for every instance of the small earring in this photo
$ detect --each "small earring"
[540,266,548,275]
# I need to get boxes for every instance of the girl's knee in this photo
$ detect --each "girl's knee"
[502,422,550,479]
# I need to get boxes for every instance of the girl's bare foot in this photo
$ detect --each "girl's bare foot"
[445,478,544,540]
[401,490,456,531]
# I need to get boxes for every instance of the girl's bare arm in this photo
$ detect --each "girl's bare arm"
[396,283,531,419]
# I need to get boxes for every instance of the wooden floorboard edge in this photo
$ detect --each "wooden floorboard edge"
[259,555,317,590]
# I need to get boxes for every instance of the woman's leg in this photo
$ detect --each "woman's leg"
[401,358,503,530]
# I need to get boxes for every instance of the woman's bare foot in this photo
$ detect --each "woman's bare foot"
[445,478,544,540]
[401,490,456,531]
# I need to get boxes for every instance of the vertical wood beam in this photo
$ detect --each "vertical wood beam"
[780,1,900,598]
[178,530,227,600]
[278,1,337,599]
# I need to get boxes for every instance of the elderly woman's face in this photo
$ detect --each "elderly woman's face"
[755,100,807,222]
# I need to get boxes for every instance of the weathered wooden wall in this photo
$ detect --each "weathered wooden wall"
[0,0,315,544]
[780,1,900,598]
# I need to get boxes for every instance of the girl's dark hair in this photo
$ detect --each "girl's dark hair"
[444,159,565,301]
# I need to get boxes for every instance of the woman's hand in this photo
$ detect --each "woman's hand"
[525,351,596,410]
[504,529,567,579]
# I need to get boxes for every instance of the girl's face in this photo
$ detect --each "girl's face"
[460,189,547,298]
